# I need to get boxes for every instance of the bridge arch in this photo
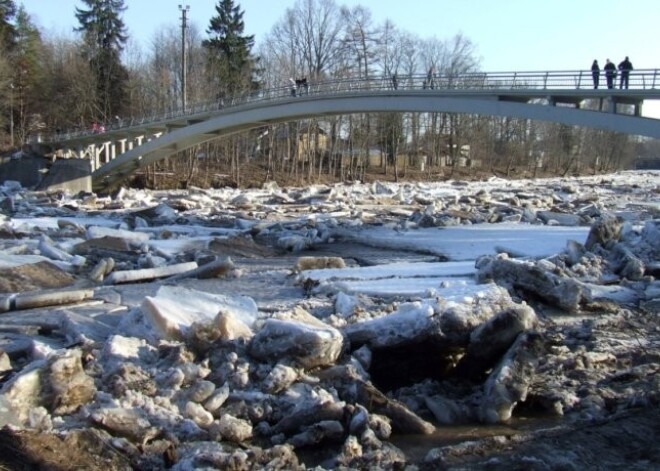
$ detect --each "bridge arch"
[91,91,660,191]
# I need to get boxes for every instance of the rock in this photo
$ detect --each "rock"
[288,420,344,448]
[249,309,343,369]
[165,256,235,281]
[14,288,95,311]
[263,363,299,393]
[294,256,346,272]
[0,261,75,293]
[0,350,95,424]
[537,211,582,226]
[0,349,11,374]
[336,435,363,467]
[476,255,584,311]
[38,236,85,266]
[585,214,623,250]
[100,335,158,376]
[354,379,435,434]
[104,261,199,285]
[640,298,660,314]
[342,301,436,349]
[457,304,538,379]
[611,243,645,280]
[271,399,346,436]
[90,257,115,283]
[90,407,161,444]
[73,236,133,254]
[187,310,254,353]
[424,395,473,425]
[564,239,586,265]
[215,413,253,443]
[45,349,96,415]
[0,361,43,424]
[479,332,546,424]
[188,380,216,403]
[203,384,230,414]
[141,285,257,341]
[130,203,178,224]
[86,226,150,246]
[185,401,214,428]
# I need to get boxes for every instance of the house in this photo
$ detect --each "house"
[257,123,328,161]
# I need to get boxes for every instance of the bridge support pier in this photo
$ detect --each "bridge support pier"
[608,97,617,114]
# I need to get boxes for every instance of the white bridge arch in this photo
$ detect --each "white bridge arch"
[35,69,660,192]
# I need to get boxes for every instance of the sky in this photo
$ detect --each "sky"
[18,0,660,116]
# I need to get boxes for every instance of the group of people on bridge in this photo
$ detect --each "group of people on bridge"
[390,66,446,90]
[591,57,633,90]
[289,77,309,97]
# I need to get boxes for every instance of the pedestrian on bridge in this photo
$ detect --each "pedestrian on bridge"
[618,56,633,89]
[289,78,297,97]
[392,73,398,90]
[604,59,617,89]
[425,66,435,89]
[591,60,600,89]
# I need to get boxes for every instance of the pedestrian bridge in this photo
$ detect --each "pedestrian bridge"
[35,69,660,192]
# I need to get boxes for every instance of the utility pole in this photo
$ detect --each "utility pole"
[9,83,13,148]
[179,5,190,112]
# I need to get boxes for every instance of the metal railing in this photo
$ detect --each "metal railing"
[43,68,660,144]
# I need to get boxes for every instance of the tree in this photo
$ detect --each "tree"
[39,34,97,131]
[203,0,258,97]
[0,0,16,49]
[75,0,129,121]
[11,5,44,144]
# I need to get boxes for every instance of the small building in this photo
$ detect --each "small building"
[257,123,328,161]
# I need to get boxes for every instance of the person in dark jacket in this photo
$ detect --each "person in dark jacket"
[604,59,616,89]
[618,56,633,89]
[591,60,600,89]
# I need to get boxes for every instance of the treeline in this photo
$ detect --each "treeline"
[0,0,643,188]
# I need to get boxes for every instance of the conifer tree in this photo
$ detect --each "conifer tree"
[0,0,16,49]
[203,0,259,98]
[12,4,44,143]
[75,0,129,121]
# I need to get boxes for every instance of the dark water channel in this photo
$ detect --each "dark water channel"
[390,414,563,463]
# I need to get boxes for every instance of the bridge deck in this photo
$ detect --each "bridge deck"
[44,68,660,146]
[28,68,660,192]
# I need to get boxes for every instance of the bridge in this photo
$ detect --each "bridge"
[34,69,660,192]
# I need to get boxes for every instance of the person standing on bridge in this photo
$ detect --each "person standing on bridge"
[618,56,633,89]
[392,73,398,90]
[424,66,435,89]
[604,59,617,89]
[289,78,297,97]
[591,60,600,89]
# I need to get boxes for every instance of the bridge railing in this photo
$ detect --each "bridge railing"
[43,68,659,144]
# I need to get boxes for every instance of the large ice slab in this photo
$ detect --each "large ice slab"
[140,286,258,340]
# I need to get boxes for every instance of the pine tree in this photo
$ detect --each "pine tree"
[12,4,44,144]
[0,0,16,49]
[75,0,129,121]
[203,0,259,97]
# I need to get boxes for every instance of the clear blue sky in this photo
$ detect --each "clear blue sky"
[19,0,660,116]
[21,0,660,71]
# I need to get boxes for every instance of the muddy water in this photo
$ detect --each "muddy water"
[390,415,563,462]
